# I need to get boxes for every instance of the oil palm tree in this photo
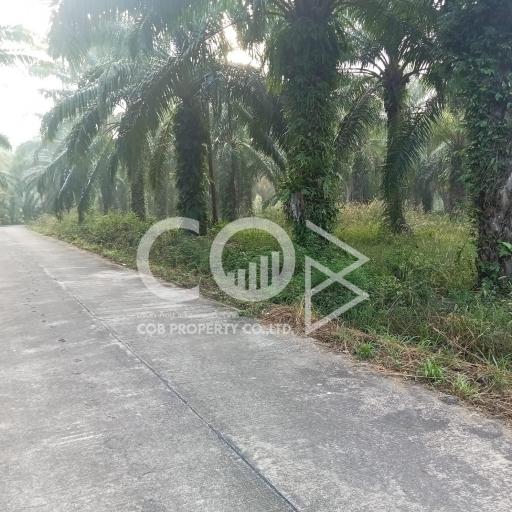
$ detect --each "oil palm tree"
[435,111,467,214]
[39,54,136,221]
[48,2,267,230]
[410,110,468,215]
[0,140,42,224]
[348,123,386,203]
[111,15,232,232]
[0,25,34,154]
[240,0,351,237]
[42,16,152,219]
[441,0,512,285]
[350,0,441,231]
[210,101,284,220]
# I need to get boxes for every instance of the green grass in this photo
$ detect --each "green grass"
[452,375,479,398]
[355,342,377,360]
[419,358,446,383]
[32,203,512,418]
[332,204,512,364]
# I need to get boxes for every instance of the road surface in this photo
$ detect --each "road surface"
[1,225,511,511]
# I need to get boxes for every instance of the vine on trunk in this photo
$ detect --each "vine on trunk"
[442,0,512,287]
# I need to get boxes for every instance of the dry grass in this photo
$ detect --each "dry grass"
[32,209,512,424]
[262,304,512,424]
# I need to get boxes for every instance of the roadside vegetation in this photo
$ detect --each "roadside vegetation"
[1,0,511,420]
[33,203,512,421]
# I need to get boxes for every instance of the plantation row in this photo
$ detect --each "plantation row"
[0,0,511,290]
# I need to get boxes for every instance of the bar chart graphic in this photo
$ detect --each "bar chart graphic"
[210,218,296,302]
[226,252,284,292]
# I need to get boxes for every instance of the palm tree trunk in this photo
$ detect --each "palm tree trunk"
[239,175,254,215]
[205,108,219,225]
[383,68,409,232]
[100,169,114,215]
[476,168,512,283]
[220,105,239,221]
[278,13,341,238]
[174,98,208,234]
[421,183,434,213]
[351,152,373,203]
[220,151,238,222]
[447,152,465,214]
[130,167,146,219]
[155,171,169,220]
[101,186,112,215]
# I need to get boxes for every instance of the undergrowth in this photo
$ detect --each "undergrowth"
[32,202,512,421]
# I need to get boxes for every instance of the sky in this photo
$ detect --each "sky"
[0,0,58,148]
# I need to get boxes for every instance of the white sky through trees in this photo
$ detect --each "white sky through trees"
[0,2,255,149]
[0,0,56,148]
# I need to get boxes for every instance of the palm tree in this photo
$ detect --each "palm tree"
[49,1,293,230]
[0,148,10,200]
[348,124,386,203]
[410,110,468,215]
[42,18,153,220]
[0,140,42,224]
[441,0,512,285]
[410,136,444,213]
[39,55,134,221]
[240,0,350,237]
[0,25,34,155]
[434,111,467,214]
[111,14,235,232]
[211,102,283,220]
[350,0,441,231]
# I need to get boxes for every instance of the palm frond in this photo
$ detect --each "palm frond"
[385,96,442,191]
[0,25,35,66]
[49,0,227,61]
[335,84,382,161]
[116,56,179,175]
[148,111,174,190]
[42,59,134,141]
[78,139,117,218]
[0,49,34,66]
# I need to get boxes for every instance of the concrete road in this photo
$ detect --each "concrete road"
[1,226,511,512]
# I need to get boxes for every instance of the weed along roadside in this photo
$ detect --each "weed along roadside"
[32,203,512,424]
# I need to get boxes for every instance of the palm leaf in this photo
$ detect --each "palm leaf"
[0,25,34,66]
[78,139,117,217]
[384,96,442,193]
[335,84,382,161]
[148,111,174,190]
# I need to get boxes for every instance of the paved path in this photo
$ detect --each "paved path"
[1,225,511,511]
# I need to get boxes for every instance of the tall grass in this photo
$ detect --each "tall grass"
[34,203,512,367]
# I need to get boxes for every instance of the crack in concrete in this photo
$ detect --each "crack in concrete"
[39,264,300,512]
